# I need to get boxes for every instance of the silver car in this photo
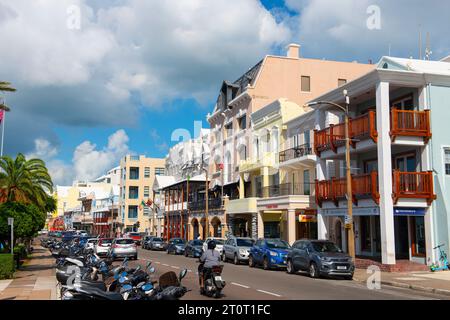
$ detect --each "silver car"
[109,238,138,260]
[85,238,98,251]
[222,237,255,264]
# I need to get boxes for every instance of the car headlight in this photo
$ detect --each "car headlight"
[319,256,331,262]
[269,251,278,257]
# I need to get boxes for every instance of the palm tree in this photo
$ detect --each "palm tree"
[0,81,16,111]
[0,153,53,209]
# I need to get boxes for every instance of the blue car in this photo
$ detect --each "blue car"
[249,238,291,270]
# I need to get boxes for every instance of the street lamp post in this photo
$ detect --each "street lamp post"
[204,167,209,239]
[305,90,355,259]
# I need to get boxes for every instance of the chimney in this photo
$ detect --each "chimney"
[286,43,301,59]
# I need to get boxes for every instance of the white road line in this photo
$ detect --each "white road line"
[162,263,169,266]
[171,266,180,269]
[188,269,193,272]
[231,282,250,289]
[155,261,161,264]
[257,289,282,297]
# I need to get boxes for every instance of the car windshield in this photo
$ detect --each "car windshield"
[266,239,290,249]
[129,233,140,236]
[88,239,98,243]
[116,239,134,245]
[312,242,342,253]
[191,240,203,246]
[100,238,113,244]
[211,239,224,245]
[172,239,185,244]
[236,239,255,247]
[152,238,163,242]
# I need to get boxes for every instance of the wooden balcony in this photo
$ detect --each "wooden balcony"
[315,172,379,208]
[392,170,436,205]
[315,170,436,207]
[390,109,431,142]
[314,109,431,156]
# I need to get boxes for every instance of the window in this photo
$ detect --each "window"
[128,206,138,219]
[144,186,150,198]
[445,148,450,175]
[143,206,150,216]
[303,170,310,195]
[301,76,311,92]
[144,167,150,178]
[338,79,347,86]
[225,122,233,138]
[304,130,310,147]
[155,167,165,176]
[130,155,140,161]
[129,186,139,199]
[129,167,139,179]
[237,116,246,130]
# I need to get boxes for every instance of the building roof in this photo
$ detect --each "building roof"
[153,175,177,191]
[380,56,450,76]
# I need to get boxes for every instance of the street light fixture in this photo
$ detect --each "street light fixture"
[305,90,355,259]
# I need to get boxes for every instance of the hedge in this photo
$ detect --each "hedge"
[0,254,15,279]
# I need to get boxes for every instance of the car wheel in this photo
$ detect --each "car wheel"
[344,275,353,280]
[286,259,296,274]
[233,254,239,265]
[263,257,270,270]
[309,262,319,278]
[221,253,226,262]
[184,250,188,257]
[248,255,255,268]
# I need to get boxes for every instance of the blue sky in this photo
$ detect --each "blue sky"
[1,0,449,185]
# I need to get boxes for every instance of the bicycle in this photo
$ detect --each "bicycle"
[430,243,449,272]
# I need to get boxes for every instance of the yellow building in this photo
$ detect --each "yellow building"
[119,155,165,234]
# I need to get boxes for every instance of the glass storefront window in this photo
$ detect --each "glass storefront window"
[411,216,426,256]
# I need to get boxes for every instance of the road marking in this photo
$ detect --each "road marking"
[171,266,180,269]
[231,282,250,289]
[257,289,282,297]
[155,261,161,264]
[162,263,169,266]
[187,269,193,272]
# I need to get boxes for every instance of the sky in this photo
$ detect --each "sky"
[1,0,450,186]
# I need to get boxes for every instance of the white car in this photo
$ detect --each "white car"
[94,238,113,256]
[85,238,99,251]
[203,237,225,255]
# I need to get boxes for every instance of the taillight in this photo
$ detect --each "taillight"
[112,244,118,248]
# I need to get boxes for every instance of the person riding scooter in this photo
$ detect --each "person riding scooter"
[198,240,221,292]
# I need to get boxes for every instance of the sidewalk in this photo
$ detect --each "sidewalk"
[354,267,450,296]
[0,242,57,300]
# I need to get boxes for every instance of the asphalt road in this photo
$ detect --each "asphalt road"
[131,247,449,300]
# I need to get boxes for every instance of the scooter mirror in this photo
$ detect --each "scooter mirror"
[119,276,127,284]
[179,269,188,280]
[146,261,152,269]
[148,267,155,273]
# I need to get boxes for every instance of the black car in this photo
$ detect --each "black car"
[148,237,166,250]
[142,236,154,250]
[184,239,204,258]
[167,238,186,255]
[286,240,354,279]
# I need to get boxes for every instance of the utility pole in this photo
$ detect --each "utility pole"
[205,168,209,239]
[8,218,14,255]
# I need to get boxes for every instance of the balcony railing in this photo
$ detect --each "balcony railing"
[279,143,314,163]
[315,170,436,207]
[315,172,379,207]
[390,109,431,142]
[314,111,377,156]
[314,109,431,156]
[257,183,310,198]
[392,170,436,205]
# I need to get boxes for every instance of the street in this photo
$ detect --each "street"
[132,247,449,300]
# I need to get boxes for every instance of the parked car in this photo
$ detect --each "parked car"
[142,236,154,250]
[95,238,113,256]
[167,238,186,255]
[148,237,166,251]
[84,238,99,251]
[203,237,225,255]
[223,236,255,264]
[286,240,354,279]
[249,238,291,270]
[125,232,142,245]
[184,239,204,258]
[109,238,138,260]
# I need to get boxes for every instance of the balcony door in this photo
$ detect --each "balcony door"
[394,154,416,172]
[392,95,414,111]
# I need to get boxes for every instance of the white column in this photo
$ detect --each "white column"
[257,211,264,238]
[376,81,396,265]
[419,85,435,265]
[315,108,328,240]
[287,209,296,245]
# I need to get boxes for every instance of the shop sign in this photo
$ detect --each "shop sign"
[321,207,379,217]
[394,207,425,216]
[266,204,278,209]
[298,215,317,223]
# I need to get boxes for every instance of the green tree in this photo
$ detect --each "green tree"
[0,154,53,210]
[0,81,16,111]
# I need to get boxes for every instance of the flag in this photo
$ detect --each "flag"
[0,110,4,124]
[146,199,153,206]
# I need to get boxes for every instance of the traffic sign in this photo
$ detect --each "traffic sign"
[7,217,13,226]
[344,215,352,229]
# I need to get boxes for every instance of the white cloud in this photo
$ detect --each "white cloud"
[26,130,131,186]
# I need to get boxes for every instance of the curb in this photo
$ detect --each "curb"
[354,277,450,297]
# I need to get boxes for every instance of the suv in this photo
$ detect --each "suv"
[167,238,186,255]
[286,240,354,279]
[109,238,138,260]
[148,237,166,250]
[249,238,291,270]
[222,237,255,264]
